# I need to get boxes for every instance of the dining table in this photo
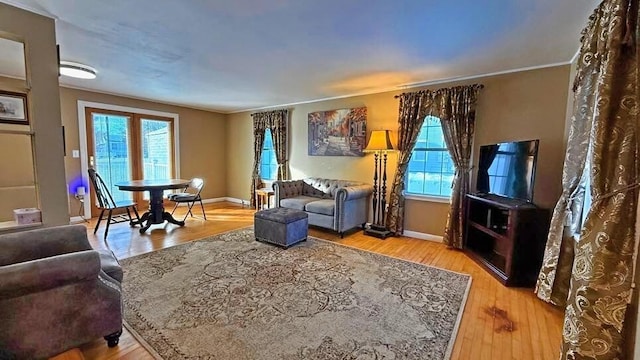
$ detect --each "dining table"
[115,179,191,233]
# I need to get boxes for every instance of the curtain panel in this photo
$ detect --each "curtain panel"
[385,85,482,237]
[535,0,639,358]
[250,109,289,207]
[386,92,432,234]
[436,85,483,249]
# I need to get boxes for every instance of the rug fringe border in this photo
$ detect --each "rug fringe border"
[444,276,473,360]
[123,320,165,360]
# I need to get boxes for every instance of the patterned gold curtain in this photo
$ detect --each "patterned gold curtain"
[386,91,433,234]
[250,109,289,207]
[436,85,483,249]
[250,117,267,208]
[535,0,639,358]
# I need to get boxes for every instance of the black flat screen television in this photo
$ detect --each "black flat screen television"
[476,139,540,202]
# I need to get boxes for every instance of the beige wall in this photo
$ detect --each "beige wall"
[471,65,570,210]
[60,87,227,216]
[227,65,571,236]
[0,76,37,221]
[0,3,68,228]
[0,133,37,221]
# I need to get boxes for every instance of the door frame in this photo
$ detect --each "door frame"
[78,100,180,220]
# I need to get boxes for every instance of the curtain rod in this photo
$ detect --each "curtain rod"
[251,108,289,116]
[394,83,484,99]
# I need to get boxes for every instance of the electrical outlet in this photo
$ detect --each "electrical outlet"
[72,150,80,158]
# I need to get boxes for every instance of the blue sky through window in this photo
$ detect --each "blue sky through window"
[260,129,278,181]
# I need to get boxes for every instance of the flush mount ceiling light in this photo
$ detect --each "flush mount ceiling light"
[59,61,97,79]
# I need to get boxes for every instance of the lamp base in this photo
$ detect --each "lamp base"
[364,224,394,239]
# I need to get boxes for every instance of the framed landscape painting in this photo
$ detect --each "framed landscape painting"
[0,91,28,125]
[308,107,366,156]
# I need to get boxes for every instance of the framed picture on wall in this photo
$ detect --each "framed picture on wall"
[308,107,367,156]
[0,91,28,125]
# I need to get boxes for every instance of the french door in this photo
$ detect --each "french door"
[85,108,175,216]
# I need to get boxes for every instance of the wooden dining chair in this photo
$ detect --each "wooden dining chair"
[88,168,141,239]
[168,178,206,221]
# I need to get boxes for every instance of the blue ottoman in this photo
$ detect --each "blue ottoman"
[254,207,308,248]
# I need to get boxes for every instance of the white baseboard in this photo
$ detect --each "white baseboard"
[201,197,250,207]
[200,197,228,204]
[402,230,444,243]
[69,216,87,224]
[223,197,250,206]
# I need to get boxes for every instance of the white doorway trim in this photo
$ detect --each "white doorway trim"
[77,100,180,220]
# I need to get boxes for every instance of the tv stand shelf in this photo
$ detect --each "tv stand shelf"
[464,194,549,287]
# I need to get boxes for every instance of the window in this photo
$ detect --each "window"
[260,129,278,180]
[406,116,455,197]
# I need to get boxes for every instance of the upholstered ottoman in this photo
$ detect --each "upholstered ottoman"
[254,207,308,248]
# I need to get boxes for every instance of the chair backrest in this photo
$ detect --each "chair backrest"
[88,168,117,209]
[190,178,205,197]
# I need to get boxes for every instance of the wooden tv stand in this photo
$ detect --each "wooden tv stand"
[463,194,549,287]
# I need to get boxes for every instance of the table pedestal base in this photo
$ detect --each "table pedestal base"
[130,189,185,233]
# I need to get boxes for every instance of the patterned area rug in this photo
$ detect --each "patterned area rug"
[120,228,472,359]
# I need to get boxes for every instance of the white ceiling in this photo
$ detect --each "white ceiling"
[1,0,598,113]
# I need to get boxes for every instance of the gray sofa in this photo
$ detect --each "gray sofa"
[0,225,123,359]
[273,178,373,236]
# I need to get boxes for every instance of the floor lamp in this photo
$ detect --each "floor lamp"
[363,130,395,239]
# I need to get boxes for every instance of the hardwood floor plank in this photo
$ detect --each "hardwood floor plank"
[48,202,562,360]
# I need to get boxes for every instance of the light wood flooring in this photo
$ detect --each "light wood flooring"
[51,202,564,360]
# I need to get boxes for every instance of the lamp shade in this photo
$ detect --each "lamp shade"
[364,130,395,152]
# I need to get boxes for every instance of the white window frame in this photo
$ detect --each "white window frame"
[404,116,453,203]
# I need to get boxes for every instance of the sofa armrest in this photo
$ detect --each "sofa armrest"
[273,180,304,206]
[335,184,373,202]
[0,250,101,299]
[0,225,92,266]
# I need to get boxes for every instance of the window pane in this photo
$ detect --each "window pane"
[140,119,173,199]
[407,172,424,194]
[409,159,424,172]
[260,149,276,181]
[92,114,132,202]
[441,174,454,197]
[443,153,455,174]
[425,115,440,127]
[426,127,443,148]
[263,129,273,150]
[141,119,172,180]
[412,150,426,162]
[405,116,453,198]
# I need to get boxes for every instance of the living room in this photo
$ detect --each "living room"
[0,1,638,359]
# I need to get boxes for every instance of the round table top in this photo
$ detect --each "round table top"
[115,179,191,191]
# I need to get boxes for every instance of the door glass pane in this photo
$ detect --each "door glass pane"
[92,114,132,202]
[141,119,173,197]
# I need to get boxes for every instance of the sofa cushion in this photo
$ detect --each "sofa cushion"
[304,178,364,198]
[302,182,331,199]
[279,180,303,198]
[280,196,318,211]
[304,200,335,216]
